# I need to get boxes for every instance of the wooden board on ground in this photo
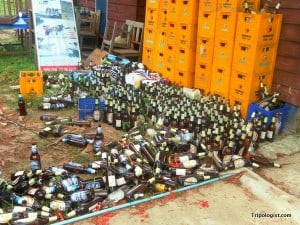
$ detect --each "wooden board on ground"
[84,49,108,67]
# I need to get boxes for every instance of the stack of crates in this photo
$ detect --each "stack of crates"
[210,7,238,99]
[142,1,159,70]
[142,0,199,88]
[230,12,283,118]
[194,0,217,94]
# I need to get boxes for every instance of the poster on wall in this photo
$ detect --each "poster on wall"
[32,0,81,71]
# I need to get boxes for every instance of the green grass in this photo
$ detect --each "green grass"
[0,54,37,79]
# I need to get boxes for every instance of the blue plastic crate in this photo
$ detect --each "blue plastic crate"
[78,109,94,120]
[246,103,289,133]
[78,98,95,110]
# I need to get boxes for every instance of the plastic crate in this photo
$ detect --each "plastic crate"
[155,30,167,52]
[199,0,218,11]
[196,36,215,63]
[144,7,159,29]
[218,0,261,12]
[213,39,234,67]
[197,11,217,38]
[146,0,160,9]
[177,23,198,49]
[78,98,96,120]
[174,69,195,88]
[19,71,43,99]
[167,0,179,22]
[232,42,277,74]
[194,61,212,94]
[158,9,168,30]
[175,47,196,72]
[142,47,155,69]
[229,95,251,119]
[235,12,283,45]
[229,70,273,101]
[177,0,199,24]
[166,21,177,45]
[143,27,156,49]
[215,12,238,40]
[246,103,289,133]
[154,51,165,75]
[164,44,176,82]
[210,64,231,99]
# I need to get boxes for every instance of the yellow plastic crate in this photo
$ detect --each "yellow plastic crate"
[19,71,43,99]
[213,39,234,67]
[194,60,212,94]
[196,36,215,63]
[177,23,198,49]
[218,0,261,12]
[177,0,199,24]
[197,11,217,38]
[174,68,195,88]
[210,64,231,99]
[215,12,238,40]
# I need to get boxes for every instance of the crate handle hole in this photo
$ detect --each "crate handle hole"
[200,65,206,69]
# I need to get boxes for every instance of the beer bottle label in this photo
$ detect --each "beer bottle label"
[116,119,122,128]
[267,130,273,139]
[176,168,186,176]
[31,160,41,171]
[107,113,113,124]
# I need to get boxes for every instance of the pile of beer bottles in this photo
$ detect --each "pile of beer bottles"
[10,61,284,224]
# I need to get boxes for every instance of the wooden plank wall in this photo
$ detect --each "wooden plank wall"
[263,0,300,105]
[107,0,145,25]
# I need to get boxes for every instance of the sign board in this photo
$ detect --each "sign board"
[31,0,81,71]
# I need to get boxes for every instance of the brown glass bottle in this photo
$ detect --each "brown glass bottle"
[18,93,27,116]
[114,105,122,130]
[30,143,41,171]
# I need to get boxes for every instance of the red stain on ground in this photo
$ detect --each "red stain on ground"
[199,200,209,208]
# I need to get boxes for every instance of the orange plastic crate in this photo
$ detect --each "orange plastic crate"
[197,11,217,38]
[167,0,179,22]
[177,0,199,24]
[229,95,251,119]
[145,7,159,29]
[19,71,43,99]
[230,70,273,101]
[166,21,177,45]
[174,69,195,88]
[199,0,218,11]
[142,47,155,69]
[146,0,160,9]
[160,0,169,11]
[194,61,212,93]
[175,47,196,72]
[235,12,283,45]
[196,36,215,63]
[215,12,238,40]
[155,30,167,52]
[154,51,165,75]
[143,28,156,49]
[158,9,168,30]
[232,42,277,74]
[177,23,198,49]
[210,64,231,99]
[213,39,234,66]
[218,0,261,12]
[164,44,176,82]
